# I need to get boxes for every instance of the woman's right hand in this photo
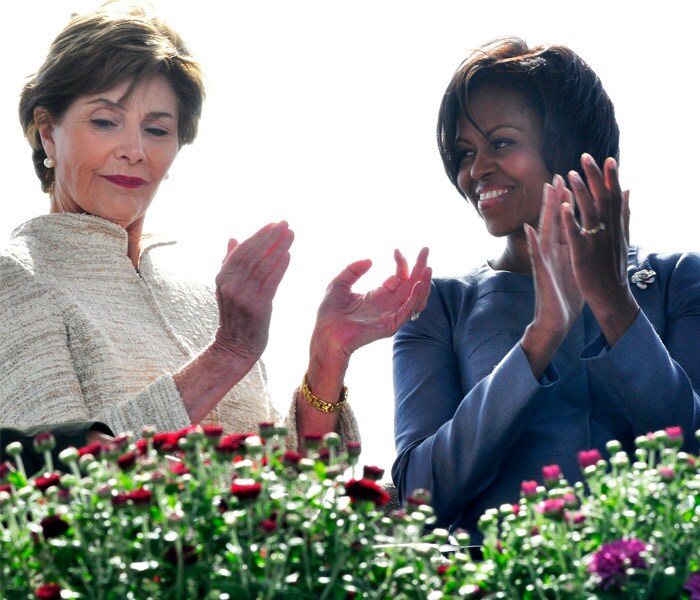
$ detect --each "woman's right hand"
[522,176,584,378]
[212,221,294,366]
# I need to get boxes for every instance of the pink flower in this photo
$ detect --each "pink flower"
[344,479,391,508]
[659,466,675,482]
[539,498,565,520]
[578,449,603,470]
[665,426,684,446]
[542,464,562,487]
[520,480,539,500]
[588,538,649,590]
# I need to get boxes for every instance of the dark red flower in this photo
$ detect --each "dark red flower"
[589,538,649,590]
[33,432,56,453]
[127,488,152,506]
[578,449,603,470]
[40,514,69,539]
[344,479,390,508]
[0,461,12,482]
[346,441,362,458]
[135,439,149,456]
[362,465,385,481]
[303,433,323,451]
[77,442,102,458]
[258,422,276,439]
[0,483,12,495]
[282,451,302,467]
[111,493,130,508]
[117,451,137,472]
[36,583,62,600]
[34,473,61,493]
[164,543,199,566]
[260,519,277,533]
[230,482,262,503]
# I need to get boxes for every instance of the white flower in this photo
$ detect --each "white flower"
[631,269,656,289]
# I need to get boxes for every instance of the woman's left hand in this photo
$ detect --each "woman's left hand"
[562,154,639,347]
[313,247,432,360]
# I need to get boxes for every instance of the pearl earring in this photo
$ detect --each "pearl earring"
[43,157,55,169]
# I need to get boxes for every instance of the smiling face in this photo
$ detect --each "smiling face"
[455,83,551,238]
[36,75,180,232]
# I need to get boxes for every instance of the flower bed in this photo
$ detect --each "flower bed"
[1,425,699,598]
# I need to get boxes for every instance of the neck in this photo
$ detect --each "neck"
[491,231,532,274]
[125,220,144,270]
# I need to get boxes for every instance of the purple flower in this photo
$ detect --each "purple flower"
[588,538,649,590]
[684,571,700,600]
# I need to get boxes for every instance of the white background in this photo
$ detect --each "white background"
[1,0,697,473]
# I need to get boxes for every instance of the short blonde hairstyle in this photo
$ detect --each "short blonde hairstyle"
[19,2,206,193]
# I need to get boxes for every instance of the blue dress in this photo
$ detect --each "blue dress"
[392,247,700,538]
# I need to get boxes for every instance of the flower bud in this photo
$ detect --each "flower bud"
[323,432,341,449]
[33,432,56,454]
[5,441,23,457]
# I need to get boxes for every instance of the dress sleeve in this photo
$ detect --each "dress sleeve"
[582,252,700,449]
[0,262,191,435]
[391,282,557,528]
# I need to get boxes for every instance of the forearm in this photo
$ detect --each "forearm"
[173,343,260,425]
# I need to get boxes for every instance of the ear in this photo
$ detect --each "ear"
[34,107,57,158]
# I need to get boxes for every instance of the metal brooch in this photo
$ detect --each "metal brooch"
[631,269,656,290]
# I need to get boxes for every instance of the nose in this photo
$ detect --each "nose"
[116,127,146,164]
[469,148,495,180]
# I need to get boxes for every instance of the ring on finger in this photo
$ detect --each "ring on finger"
[581,222,606,235]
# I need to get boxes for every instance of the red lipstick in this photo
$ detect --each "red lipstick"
[103,175,147,189]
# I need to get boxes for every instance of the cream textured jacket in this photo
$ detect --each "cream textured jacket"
[0,214,360,447]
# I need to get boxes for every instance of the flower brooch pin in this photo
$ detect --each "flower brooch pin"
[631,269,656,290]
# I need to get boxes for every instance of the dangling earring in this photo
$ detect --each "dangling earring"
[43,157,55,169]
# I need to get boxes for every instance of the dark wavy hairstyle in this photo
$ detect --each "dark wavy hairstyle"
[19,1,206,193]
[437,37,619,197]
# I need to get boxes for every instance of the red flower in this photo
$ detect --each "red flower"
[258,422,276,439]
[111,493,130,507]
[346,441,362,458]
[152,432,180,454]
[230,481,262,503]
[578,449,603,470]
[216,433,253,457]
[35,473,61,492]
[77,442,102,458]
[117,451,137,472]
[0,483,12,495]
[344,479,391,508]
[36,583,62,600]
[135,439,149,456]
[303,433,323,450]
[40,514,70,539]
[362,465,385,481]
[169,462,190,476]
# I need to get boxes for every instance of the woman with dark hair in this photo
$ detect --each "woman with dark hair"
[392,37,700,539]
[0,2,431,450]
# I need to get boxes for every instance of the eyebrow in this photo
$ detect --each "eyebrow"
[456,123,523,144]
[85,98,176,120]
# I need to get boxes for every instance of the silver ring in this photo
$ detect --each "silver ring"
[581,222,606,235]
[410,311,421,321]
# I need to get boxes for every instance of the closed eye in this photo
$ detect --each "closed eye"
[145,127,169,137]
